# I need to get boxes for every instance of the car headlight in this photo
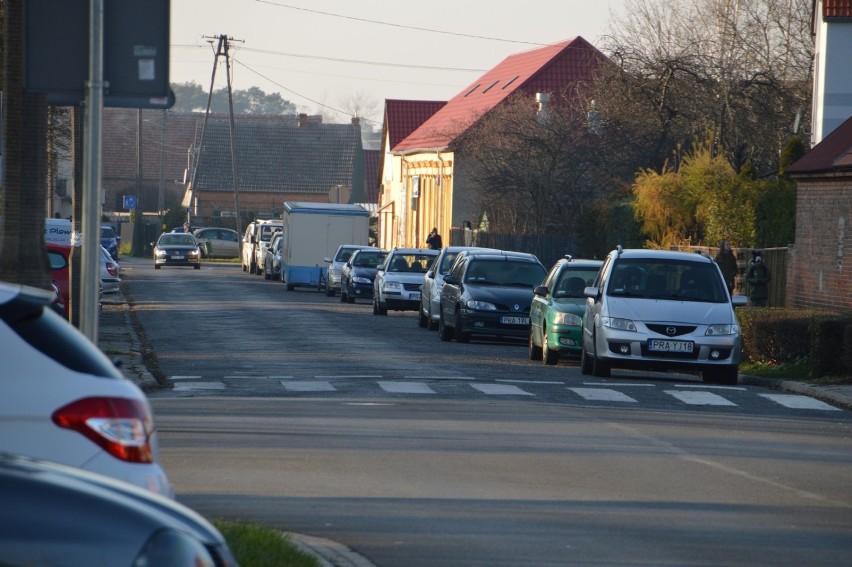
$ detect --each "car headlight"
[705,324,739,336]
[353,276,371,284]
[384,280,401,290]
[188,250,200,258]
[155,249,167,257]
[552,312,582,326]
[601,316,637,331]
[464,299,497,311]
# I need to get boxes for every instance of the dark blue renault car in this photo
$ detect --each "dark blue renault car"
[100,225,119,260]
[438,251,546,343]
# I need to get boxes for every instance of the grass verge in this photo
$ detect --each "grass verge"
[213,519,320,567]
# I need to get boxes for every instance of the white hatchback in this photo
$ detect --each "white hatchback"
[0,281,173,497]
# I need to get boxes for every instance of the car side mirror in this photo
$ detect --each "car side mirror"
[583,286,600,299]
[533,285,548,297]
[444,274,458,285]
[426,270,434,278]
[323,257,332,263]
[149,242,154,247]
[731,295,748,307]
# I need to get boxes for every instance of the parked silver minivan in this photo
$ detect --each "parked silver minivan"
[581,247,748,385]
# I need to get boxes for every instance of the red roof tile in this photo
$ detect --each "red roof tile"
[823,0,852,18]
[393,37,606,153]
[384,100,447,148]
[786,115,852,174]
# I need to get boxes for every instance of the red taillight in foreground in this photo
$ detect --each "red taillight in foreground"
[106,262,119,277]
[51,397,154,463]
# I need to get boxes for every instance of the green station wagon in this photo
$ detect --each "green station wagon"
[529,256,603,365]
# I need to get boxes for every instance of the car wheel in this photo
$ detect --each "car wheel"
[703,366,738,385]
[340,288,347,303]
[528,329,543,360]
[418,306,429,328]
[591,346,611,378]
[154,264,161,270]
[438,312,454,342]
[286,283,294,291]
[249,260,256,274]
[194,264,201,270]
[542,330,559,366]
[346,291,355,304]
[326,287,335,297]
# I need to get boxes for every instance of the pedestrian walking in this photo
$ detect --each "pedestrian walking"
[715,239,738,295]
[746,254,771,307]
[426,227,443,250]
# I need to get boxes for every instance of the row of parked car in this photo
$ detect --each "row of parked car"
[306,243,748,387]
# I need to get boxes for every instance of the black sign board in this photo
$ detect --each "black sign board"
[24,0,172,108]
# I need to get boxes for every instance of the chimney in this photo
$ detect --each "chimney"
[351,116,360,126]
[299,113,308,127]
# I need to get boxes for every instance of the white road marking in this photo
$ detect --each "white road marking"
[315,375,383,379]
[498,379,564,385]
[470,383,534,396]
[665,390,737,406]
[675,384,746,391]
[281,381,336,392]
[170,375,202,381]
[405,375,476,381]
[173,381,226,391]
[569,388,638,402]
[583,382,655,387]
[759,394,841,411]
[379,381,436,394]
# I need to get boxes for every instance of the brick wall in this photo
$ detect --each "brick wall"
[786,178,852,313]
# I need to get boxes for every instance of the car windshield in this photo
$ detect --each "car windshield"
[388,253,434,273]
[439,252,460,274]
[553,268,600,298]
[259,225,280,241]
[465,259,546,287]
[100,227,115,238]
[607,259,727,302]
[354,251,386,267]
[159,234,195,246]
[336,248,358,262]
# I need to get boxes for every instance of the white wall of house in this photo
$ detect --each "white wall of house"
[811,8,852,146]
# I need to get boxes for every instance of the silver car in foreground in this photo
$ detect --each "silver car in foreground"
[581,247,748,385]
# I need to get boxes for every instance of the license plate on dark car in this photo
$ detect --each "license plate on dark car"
[648,339,694,353]
[501,316,529,325]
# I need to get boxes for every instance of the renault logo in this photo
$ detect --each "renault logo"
[666,326,677,336]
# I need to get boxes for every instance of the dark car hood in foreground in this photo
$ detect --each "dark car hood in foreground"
[465,285,535,312]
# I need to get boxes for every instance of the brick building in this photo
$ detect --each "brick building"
[786,115,852,312]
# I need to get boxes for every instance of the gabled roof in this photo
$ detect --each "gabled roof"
[787,115,852,175]
[193,120,361,194]
[384,99,447,148]
[393,36,606,153]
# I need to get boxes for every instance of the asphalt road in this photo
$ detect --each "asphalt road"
[122,258,852,566]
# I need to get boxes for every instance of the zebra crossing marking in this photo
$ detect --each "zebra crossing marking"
[665,390,737,406]
[758,393,841,411]
[173,381,226,391]
[379,381,436,394]
[281,381,336,392]
[569,388,638,403]
[470,383,534,396]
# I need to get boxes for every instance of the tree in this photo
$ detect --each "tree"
[596,0,813,178]
[0,0,50,289]
[169,81,297,114]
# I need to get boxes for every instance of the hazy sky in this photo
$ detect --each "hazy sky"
[170,0,625,127]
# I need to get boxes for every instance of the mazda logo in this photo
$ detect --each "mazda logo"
[666,326,677,336]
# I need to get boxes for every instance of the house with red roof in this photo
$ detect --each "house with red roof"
[376,99,447,249]
[379,37,607,248]
[786,115,852,311]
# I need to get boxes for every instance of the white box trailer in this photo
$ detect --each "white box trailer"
[280,202,370,290]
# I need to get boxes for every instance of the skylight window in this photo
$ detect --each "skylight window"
[464,84,481,97]
[482,80,499,93]
[502,76,519,89]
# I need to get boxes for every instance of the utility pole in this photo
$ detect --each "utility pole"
[187,34,243,238]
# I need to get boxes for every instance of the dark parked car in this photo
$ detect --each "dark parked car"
[100,225,119,260]
[529,256,603,365]
[438,250,547,343]
[0,452,237,567]
[264,233,284,280]
[340,248,387,303]
[152,232,202,270]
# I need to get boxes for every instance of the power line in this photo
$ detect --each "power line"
[254,0,547,46]
[233,59,382,126]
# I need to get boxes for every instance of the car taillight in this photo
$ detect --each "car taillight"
[51,397,154,463]
[106,263,118,277]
